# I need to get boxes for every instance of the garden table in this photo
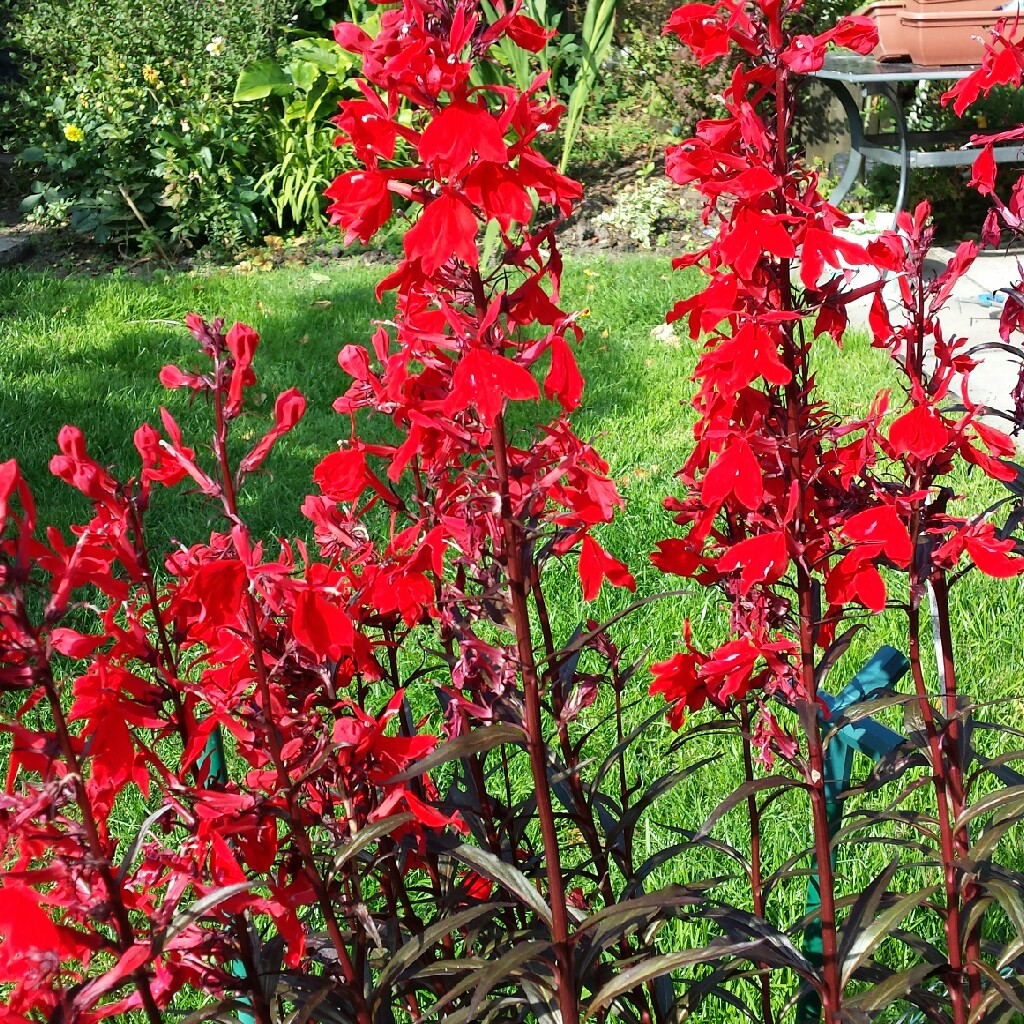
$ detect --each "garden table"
[810,53,1024,215]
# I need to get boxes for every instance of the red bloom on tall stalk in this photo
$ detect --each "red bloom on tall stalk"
[651,1,1024,1020]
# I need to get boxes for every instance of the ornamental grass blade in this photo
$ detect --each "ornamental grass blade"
[844,964,936,1014]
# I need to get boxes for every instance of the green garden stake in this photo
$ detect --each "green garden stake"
[198,726,257,1024]
[796,646,910,1024]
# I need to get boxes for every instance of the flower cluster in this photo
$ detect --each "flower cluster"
[0,3,636,1021]
[650,0,1022,735]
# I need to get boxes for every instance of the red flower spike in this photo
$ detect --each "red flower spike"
[889,405,949,460]
[418,100,508,175]
[445,348,540,426]
[717,531,789,594]
[843,504,913,567]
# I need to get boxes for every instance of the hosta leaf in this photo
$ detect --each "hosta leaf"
[234,59,294,101]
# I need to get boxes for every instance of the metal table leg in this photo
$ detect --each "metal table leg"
[821,78,865,207]
[870,81,910,216]
[819,78,911,216]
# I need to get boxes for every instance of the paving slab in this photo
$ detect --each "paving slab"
[0,233,34,267]
[841,237,1024,443]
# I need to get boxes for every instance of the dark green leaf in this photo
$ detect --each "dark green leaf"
[385,723,524,784]
[234,59,294,101]
[448,842,553,926]
[330,812,415,877]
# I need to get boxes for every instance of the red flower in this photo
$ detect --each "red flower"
[579,535,636,601]
[404,191,480,273]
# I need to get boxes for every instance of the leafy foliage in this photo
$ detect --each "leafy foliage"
[2,0,360,252]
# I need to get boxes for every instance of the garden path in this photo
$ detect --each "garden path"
[845,240,1024,442]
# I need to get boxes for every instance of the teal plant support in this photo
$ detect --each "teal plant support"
[796,646,911,1024]
[198,728,257,1024]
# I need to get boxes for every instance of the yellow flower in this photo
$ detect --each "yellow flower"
[142,65,160,86]
[63,124,85,143]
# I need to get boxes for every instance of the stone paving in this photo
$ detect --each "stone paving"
[845,241,1024,444]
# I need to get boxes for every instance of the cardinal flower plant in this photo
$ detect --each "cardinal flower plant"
[2,1,1024,1022]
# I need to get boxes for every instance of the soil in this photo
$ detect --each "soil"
[0,152,706,277]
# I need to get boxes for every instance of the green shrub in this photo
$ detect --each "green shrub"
[1,0,359,253]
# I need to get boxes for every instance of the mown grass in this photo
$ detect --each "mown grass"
[2,255,1023,1020]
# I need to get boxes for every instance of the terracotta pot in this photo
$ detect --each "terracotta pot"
[903,0,1003,10]
[898,8,1024,64]
[862,1,914,59]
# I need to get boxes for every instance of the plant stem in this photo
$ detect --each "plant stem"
[212,377,372,1024]
[493,412,580,1024]
[928,573,981,1009]
[37,658,164,1024]
[772,32,843,1016]
[740,704,775,1024]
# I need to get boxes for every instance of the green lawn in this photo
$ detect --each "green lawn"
[2,255,1023,1018]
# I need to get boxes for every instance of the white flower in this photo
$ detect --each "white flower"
[205,36,225,57]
